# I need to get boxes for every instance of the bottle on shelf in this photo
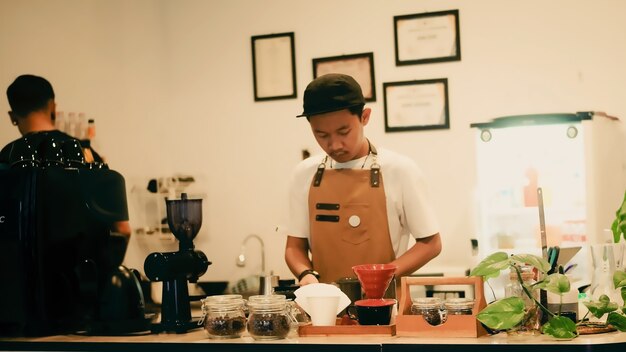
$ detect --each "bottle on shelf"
[54,111,66,132]
[87,118,96,141]
[67,112,77,138]
[77,112,88,140]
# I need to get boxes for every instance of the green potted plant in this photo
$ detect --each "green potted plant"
[470,190,626,339]
[470,252,580,339]
[582,189,626,330]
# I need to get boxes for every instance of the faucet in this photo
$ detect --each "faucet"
[236,234,266,275]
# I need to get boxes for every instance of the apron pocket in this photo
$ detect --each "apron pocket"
[341,203,370,245]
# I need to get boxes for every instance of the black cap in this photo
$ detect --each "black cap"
[297,73,365,118]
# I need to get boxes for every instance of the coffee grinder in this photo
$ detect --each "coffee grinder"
[144,193,210,333]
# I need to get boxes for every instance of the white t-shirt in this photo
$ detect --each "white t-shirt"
[287,147,440,257]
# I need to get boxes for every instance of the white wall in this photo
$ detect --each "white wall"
[1,0,625,282]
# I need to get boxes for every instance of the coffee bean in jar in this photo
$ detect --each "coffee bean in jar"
[201,295,246,339]
[246,295,292,340]
[411,297,447,326]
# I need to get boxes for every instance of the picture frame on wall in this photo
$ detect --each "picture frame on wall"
[394,9,461,66]
[251,32,297,101]
[383,78,449,132]
[312,52,376,102]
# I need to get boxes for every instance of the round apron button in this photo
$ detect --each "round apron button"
[348,215,361,228]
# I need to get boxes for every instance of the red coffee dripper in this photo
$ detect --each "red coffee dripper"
[352,264,397,300]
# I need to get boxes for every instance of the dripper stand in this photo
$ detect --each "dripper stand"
[144,193,211,333]
[352,264,397,299]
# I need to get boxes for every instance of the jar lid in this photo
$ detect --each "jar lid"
[247,294,288,309]
[203,294,243,302]
[411,297,443,308]
[201,295,245,311]
[444,298,475,310]
[248,294,286,303]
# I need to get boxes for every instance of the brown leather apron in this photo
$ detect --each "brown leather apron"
[308,144,395,285]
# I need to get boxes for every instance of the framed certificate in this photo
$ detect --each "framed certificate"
[383,78,450,132]
[251,32,297,101]
[312,52,376,102]
[394,9,461,66]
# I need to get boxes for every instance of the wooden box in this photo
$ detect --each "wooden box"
[395,276,488,337]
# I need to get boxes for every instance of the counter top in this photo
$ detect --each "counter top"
[2,329,626,352]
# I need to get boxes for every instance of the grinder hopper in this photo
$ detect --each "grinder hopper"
[166,193,202,250]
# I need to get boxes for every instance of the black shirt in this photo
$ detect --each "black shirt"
[0,130,103,165]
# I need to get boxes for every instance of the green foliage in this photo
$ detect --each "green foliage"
[471,251,626,339]
[607,312,626,332]
[535,273,570,295]
[476,297,526,330]
[469,252,510,280]
[583,295,618,318]
[612,190,626,243]
[511,254,551,273]
[614,270,626,289]
[471,252,570,338]
[541,316,578,339]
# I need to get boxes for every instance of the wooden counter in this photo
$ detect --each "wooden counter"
[1,329,626,352]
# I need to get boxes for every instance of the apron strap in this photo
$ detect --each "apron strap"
[313,157,327,187]
[370,164,380,187]
[314,142,380,187]
[369,142,380,187]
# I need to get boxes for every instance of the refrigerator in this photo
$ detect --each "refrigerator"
[470,112,625,297]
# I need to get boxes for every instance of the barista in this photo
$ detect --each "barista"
[2,74,130,238]
[284,73,442,288]
[1,74,103,164]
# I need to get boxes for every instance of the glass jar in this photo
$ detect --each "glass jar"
[246,295,292,340]
[200,295,246,339]
[505,267,541,335]
[411,297,447,326]
[445,298,475,315]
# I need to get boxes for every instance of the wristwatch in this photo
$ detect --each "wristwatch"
[298,269,320,281]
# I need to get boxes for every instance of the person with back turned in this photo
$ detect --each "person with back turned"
[284,73,442,295]
[1,74,103,164]
[1,74,130,238]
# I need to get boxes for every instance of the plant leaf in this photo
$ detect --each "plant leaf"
[614,270,626,289]
[476,297,526,330]
[511,253,551,273]
[607,312,626,332]
[470,252,510,280]
[584,295,618,318]
[535,273,570,295]
[613,191,626,243]
[622,287,626,304]
[541,315,578,339]
[612,217,620,243]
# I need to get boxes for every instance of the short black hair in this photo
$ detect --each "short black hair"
[6,74,55,117]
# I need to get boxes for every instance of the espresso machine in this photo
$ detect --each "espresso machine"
[144,193,210,333]
[0,133,149,336]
